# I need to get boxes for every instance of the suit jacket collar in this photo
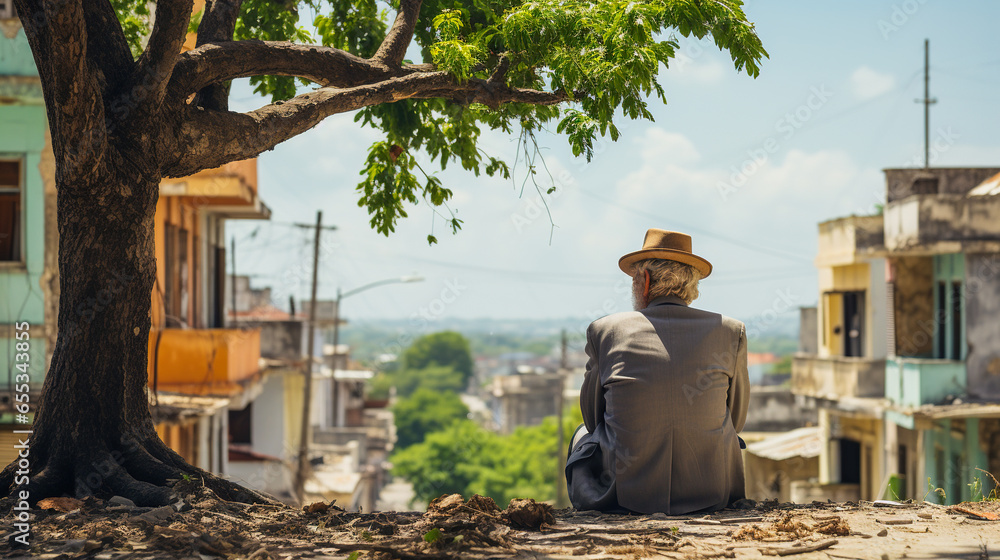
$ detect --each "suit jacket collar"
[646,295,688,308]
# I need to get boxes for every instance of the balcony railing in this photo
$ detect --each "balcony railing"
[885,357,966,407]
[792,354,886,400]
[148,327,261,396]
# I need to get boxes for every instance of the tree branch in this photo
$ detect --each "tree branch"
[13,0,106,172]
[372,0,422,67]
[192,0,244,110]
[167,40,400,99]
[83,0,134,92]
[134,0,193,106]
[166,72,565,177]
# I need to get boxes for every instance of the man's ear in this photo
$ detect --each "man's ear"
[643,269,651,300]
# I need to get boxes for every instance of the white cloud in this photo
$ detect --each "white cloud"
[849,66,896,100]
[638,127,702,165]
[667,54,727,86]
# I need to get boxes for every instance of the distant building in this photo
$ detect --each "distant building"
[491,367,566,434]
[226,279,397,508]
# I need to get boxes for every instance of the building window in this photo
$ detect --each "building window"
[950,282,962,361]
[229,404,253,445]
[0,1,17,19]
[0,159,22,262]
[934,280,963,360]
[842,291,865,358]
[163,223,191,327]
[838,438,861,484]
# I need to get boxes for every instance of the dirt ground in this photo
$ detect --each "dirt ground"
[3,482,998,559]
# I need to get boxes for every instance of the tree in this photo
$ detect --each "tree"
[392,365,466,397]
[392,420,503,504]
[393,387,469,448]
[4,0,765,505]
[402,331,474,386]
[392,406,584,506]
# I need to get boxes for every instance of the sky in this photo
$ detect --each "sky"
[226,0,1000,334]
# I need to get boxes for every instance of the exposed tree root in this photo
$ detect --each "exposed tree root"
[1,430,280,508]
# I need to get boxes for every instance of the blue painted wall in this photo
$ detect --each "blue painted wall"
[1,23,47,392]
[923,418,990,505]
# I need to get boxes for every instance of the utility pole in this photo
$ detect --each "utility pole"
[331,287,342,428]
[555,329,568,507]
[916,38,937,169]
[230,238,237,326]
[294,211,323,505]
[328,275,422,427]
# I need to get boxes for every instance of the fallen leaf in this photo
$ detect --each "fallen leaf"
[948,506,999,521]
[303,501,330,514]
[37,497,84,512]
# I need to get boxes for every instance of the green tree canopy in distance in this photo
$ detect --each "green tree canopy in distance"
[402,331,475,383]
[393,387,470,448]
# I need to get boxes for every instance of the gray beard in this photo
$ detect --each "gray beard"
[632,288,647,311]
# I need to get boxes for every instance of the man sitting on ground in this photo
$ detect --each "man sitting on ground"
[566,228,749,515]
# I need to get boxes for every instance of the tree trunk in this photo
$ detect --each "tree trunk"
[0,143,270,506]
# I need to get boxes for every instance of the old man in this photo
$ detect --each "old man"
[566,229,749,514]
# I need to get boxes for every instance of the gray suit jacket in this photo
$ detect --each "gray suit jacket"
[567,295,749,515]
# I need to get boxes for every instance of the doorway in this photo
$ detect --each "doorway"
[842,291,865,357]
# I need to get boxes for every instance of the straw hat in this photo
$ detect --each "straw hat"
[618,229,712,278]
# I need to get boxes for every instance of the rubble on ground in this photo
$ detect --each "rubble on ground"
[1,483,997,559]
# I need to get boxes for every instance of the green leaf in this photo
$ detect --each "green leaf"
[423,528,442,543]
[106,0,767,242]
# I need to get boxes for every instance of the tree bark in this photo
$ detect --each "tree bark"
[0,140,271,506]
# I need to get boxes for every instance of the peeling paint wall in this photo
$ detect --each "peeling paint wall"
[964,253,1000,400]
[891,256,934,358]
[885,168,1000,203]
[885,195,1000,250]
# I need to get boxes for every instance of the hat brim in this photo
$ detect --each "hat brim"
[618,249,713,278]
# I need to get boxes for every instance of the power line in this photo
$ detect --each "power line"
[575,188,811,263]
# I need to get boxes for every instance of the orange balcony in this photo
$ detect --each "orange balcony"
[148,328,262,396]
[160,158,259,206]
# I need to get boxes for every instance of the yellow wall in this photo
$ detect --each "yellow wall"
[819,263,870,357]
[819,263,869,292]
[151,196,202,329]
[284,372,304,459]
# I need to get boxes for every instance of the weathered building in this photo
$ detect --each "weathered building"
[0,9,55,465]
[491,368,565,434]
[794,167,1000,504]
[792,214,888,502]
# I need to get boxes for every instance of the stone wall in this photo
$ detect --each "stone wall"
[891,256,934,357]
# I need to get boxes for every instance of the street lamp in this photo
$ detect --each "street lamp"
[330,274,423,426]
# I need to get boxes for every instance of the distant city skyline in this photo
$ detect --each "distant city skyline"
[227,1,1000,337]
